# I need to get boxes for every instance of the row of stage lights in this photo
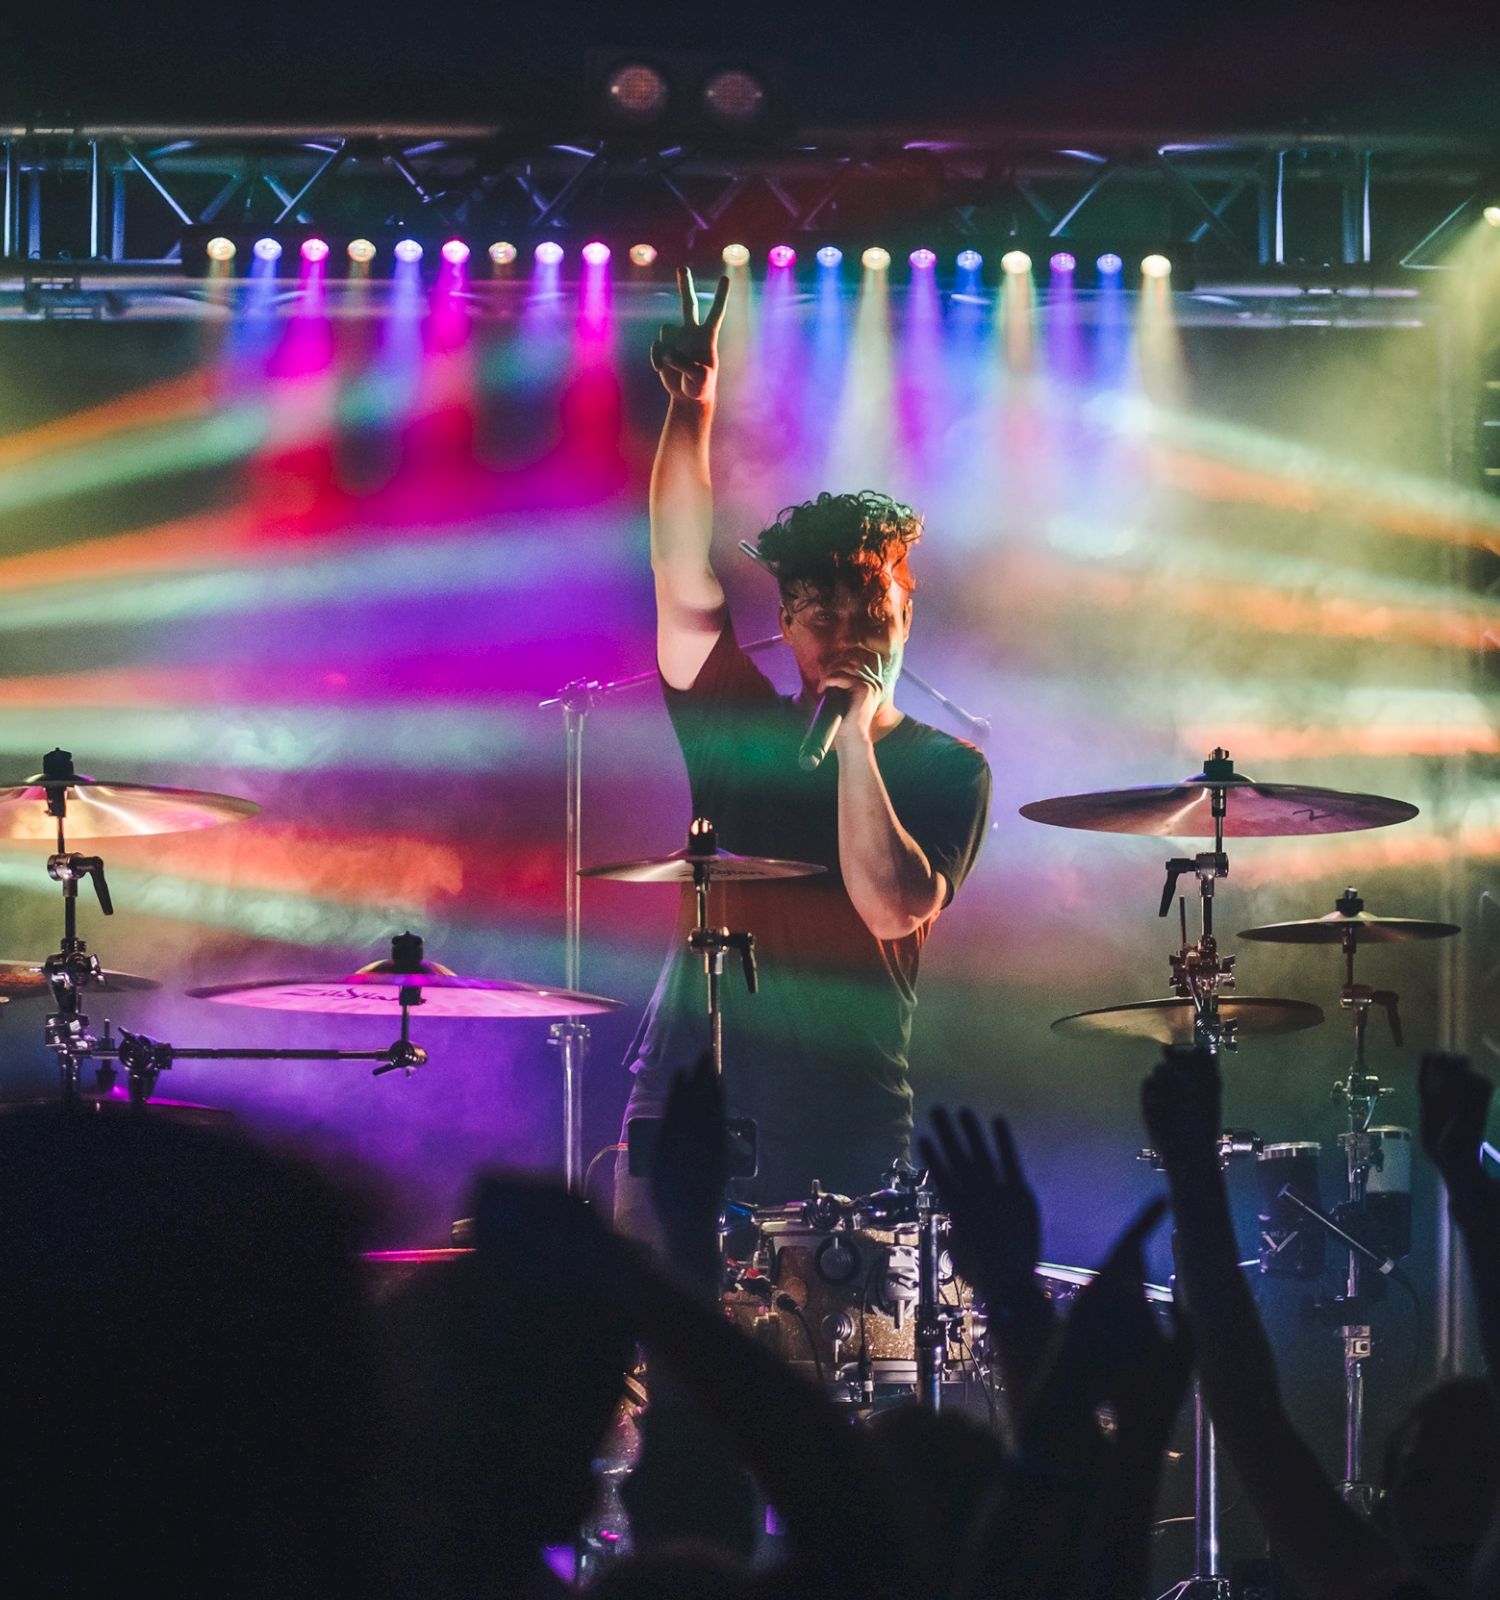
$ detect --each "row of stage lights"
[202,235,1174,278]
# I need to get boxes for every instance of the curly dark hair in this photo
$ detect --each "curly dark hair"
[755,490,922,612]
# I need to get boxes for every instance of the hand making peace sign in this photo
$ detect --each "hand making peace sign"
[650,266,730,404]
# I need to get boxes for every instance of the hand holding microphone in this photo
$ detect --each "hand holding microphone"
[796,647,890,772]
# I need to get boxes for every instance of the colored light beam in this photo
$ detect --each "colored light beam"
[826,256,895,490]
[1135,268,1185,406]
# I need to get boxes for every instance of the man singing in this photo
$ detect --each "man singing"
[616,267,991,1228]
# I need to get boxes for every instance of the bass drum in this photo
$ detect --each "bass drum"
[722,1199,982,1395]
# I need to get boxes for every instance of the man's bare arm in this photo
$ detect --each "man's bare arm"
[837,744,947,938]
[650,268,730,690]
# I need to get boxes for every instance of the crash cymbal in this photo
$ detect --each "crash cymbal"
[189,958,623,1019]
[1052,996,1325,1045]
[1239,911,1460,945]
[0,749,258,840]
[0,961,160,998]
[1020,751,1417,838]
[580,846,825,884]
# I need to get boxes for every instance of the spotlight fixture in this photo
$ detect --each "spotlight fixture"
[301,238,330,263]
[721,243,751,267]
[909,248,937,269]
[488,241,518,265]
[768,244,797,268]
[629,243,658,266]
[347,238,377,263]
[581,240,611,266]
[393,239,424,264]
[252,237,282,262]
[1097,252,1124,274]
[1000,250,1032,275]
[441,240,471,266]
[205,236,236,262]
[1140,253,1172,278]
[861,246,891,271]
[702,68,765,125]
[816,246,843,268]
[1049,252,1077,274]
[955,249,983,272]
[1484,205,1500,228]
[604,61,670,123]
[534,241,565,265]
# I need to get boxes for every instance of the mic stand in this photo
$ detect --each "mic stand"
[682,819,757,1076]
[538,649,783,1188]
[914,1180,948,1411]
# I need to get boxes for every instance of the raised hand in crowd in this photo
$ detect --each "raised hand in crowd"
[919,1106,1055,1415]
[648,1049,729,1291]
[1141,1045,1415,1600]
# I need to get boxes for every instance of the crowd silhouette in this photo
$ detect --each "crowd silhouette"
[3,1044,1497,1598]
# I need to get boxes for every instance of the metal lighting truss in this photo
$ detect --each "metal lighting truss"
[0,123,1496,314]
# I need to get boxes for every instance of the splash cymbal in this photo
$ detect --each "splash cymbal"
[1239,911,1460,944]
[189,958,622,1019]
[1052,996,1325,1045]
[1020,751,1417,838]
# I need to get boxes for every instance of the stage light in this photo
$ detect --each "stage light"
[703,68,766,125]
[629,243,657,266]
[768,244,797,268]
[581,240,611,266]
[1049,251,1077,274]
[606,62,669,122]
[909,248,937,269]
[817,245,843,268]
[205,236,236,262]
[956,249,983,272]
[301,237,330,263]
[252,237,282,262]
[1484,205,1500,228]
[1141,253,1172,278]
[722,243,751,267]
[534,241,565,265]
[1000,250,1032,275]
[347,238,377,263]
[393,238,423,264]
[488,241,518,265]
[861,246,891,271]
[1097,252,1124,274]
[441,239,471,265]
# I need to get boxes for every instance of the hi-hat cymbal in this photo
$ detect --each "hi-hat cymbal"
[580,846,825,884]
[1020,753,1417,838]
[1052,996,1325,1045]
[189,958,623,1019]
[0,961,160,997]
[1239,910,1460,944]
[0,749,258,840]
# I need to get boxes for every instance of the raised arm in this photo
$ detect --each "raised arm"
[650,267,731,689]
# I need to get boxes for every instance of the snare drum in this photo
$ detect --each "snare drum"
[723,1200,979,1393]
[1257,1141,1325,1279]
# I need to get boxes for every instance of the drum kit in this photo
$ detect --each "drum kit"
[0,737,1455,1594]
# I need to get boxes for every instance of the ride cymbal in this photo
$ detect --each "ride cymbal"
[1020,750,1416,838]
[581,846,825,883]
[189,958,622,1019]
[1239,912,1460,944]
[0,749,258,840]
[1052,996,1325,1045]
[0,961,160,997]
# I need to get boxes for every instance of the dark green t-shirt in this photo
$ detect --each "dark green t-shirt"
[625,622,992,1198]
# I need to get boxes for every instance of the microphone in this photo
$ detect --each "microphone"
[798,689,851,771]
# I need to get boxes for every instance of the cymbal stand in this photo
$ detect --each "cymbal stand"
[683,819,757,1077]
[38,760,115,1105]
[1158,769,1233,1053]
[1328,891,1399,1513]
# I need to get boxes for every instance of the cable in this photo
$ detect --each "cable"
[582,1140,627,1203]
[783,1298,827,1390]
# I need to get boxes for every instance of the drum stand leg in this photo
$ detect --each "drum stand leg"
[1155,1379,1231,1600]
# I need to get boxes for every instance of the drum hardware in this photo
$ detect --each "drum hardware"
[1138,1130,1263,1172]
